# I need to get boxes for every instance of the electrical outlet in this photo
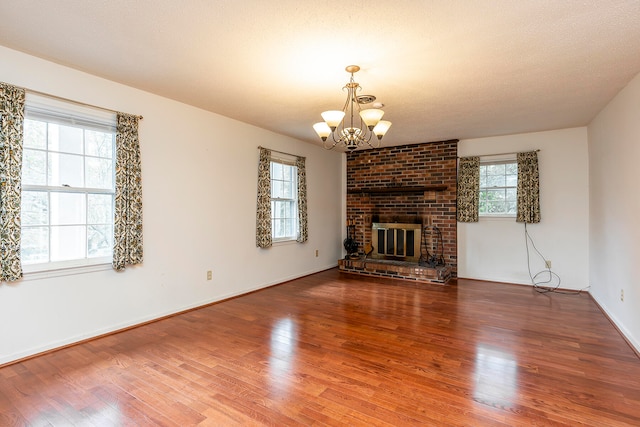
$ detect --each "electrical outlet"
[545,260,552,269]
[315,249,319,257]
[207,270,212,281]
[621,289,624,302]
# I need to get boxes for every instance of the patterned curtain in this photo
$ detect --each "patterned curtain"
[516,151,541,223]
[113,113,144,270]
[256,147,272,248]
[457,156,480,222]
[0,83,25,282]
[296,156,308,243]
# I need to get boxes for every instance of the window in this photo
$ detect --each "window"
[479,160,517,216]
[21,94,116,270]
[270,159,298,242]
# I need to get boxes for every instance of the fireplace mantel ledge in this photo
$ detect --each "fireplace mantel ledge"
[347,185,447,194]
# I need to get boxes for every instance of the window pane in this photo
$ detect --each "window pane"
[272,218,285,238]
[507,202,517,214]
[273,201,280,217]
[479,173,487,187]
[48,152,84,187]
[272,180,283,198]
[22,148,47,185]
[86,157,113,189]
[486,164,505,175]
[50,192,86,225]
[50,225,86,261]
[506,188,517,201]
[271,162,282,180]
[21,227,49,264]
[48,124,83,154]
[283,219,294,237]
[283,180,294,198]
[505,173,517,187]
[505,163,518,174]
[88,225,113,258]
[486,188,505,201]
[283,164,293,181]
[486,201,505,213]
[85,130,113,158]
[287,200,297,218]
[88,194,113,224]
[23,119,47,149]
[21,191,49,226]
[487,174,505,187]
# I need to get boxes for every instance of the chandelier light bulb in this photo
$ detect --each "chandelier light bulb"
[313,122,331,141]
[320,110,345,130]
[372,120,392,140]
[359,109,384,130]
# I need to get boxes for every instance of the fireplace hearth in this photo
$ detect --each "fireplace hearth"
[338,257,452,284]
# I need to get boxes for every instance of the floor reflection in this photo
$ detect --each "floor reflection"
[32,404,122,425]
[473,344,518,407]
[269,317,297,394]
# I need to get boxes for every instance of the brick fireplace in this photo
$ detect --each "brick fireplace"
[339,139,458,283]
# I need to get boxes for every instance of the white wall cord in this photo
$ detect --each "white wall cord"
[524,222,566,294]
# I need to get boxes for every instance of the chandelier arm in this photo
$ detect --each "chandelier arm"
[341,85,352,111]
[330,129,342,144]
[324,127,343,149]
[363,135,381,149]
[323,138,340,150]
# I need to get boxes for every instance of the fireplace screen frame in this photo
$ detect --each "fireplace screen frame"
[371,222,422,262]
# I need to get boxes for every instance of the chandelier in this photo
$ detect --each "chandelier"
[313,65,391,150]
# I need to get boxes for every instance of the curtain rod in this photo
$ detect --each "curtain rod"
[25,88,143,120]
[458,149,540,158]
[258,146,303,159]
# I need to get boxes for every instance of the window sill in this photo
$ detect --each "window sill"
[479,215,516,221]
[272,238,299,246]
[21,257,113,281]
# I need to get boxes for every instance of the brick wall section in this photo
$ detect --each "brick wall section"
[346,139,458,276]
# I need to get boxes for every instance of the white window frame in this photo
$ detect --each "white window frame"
[479,158,518,218]
[270,154,299,243]
[21,93,117,274]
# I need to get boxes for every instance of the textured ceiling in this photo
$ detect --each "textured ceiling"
[1,0,640,149]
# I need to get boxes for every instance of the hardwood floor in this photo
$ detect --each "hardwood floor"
[1,268,639,426]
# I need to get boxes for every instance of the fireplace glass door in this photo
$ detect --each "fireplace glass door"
[371,223,421,262]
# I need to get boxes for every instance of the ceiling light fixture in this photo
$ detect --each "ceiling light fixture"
[313,65,391,150]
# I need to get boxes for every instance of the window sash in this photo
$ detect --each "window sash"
[270,160,299,241]
[21,187,115,265]
[21,97,116,270]
[479,160,517,217]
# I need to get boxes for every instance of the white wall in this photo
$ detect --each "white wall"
[458,128,590,290]
[0,46,344,365]
[588,72,640,351]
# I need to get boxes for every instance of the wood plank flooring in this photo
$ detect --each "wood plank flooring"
[1,268,639,426]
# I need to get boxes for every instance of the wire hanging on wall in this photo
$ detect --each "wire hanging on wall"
[524,223,569,293]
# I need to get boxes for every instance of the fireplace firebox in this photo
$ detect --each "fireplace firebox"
[371,223,421,262]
